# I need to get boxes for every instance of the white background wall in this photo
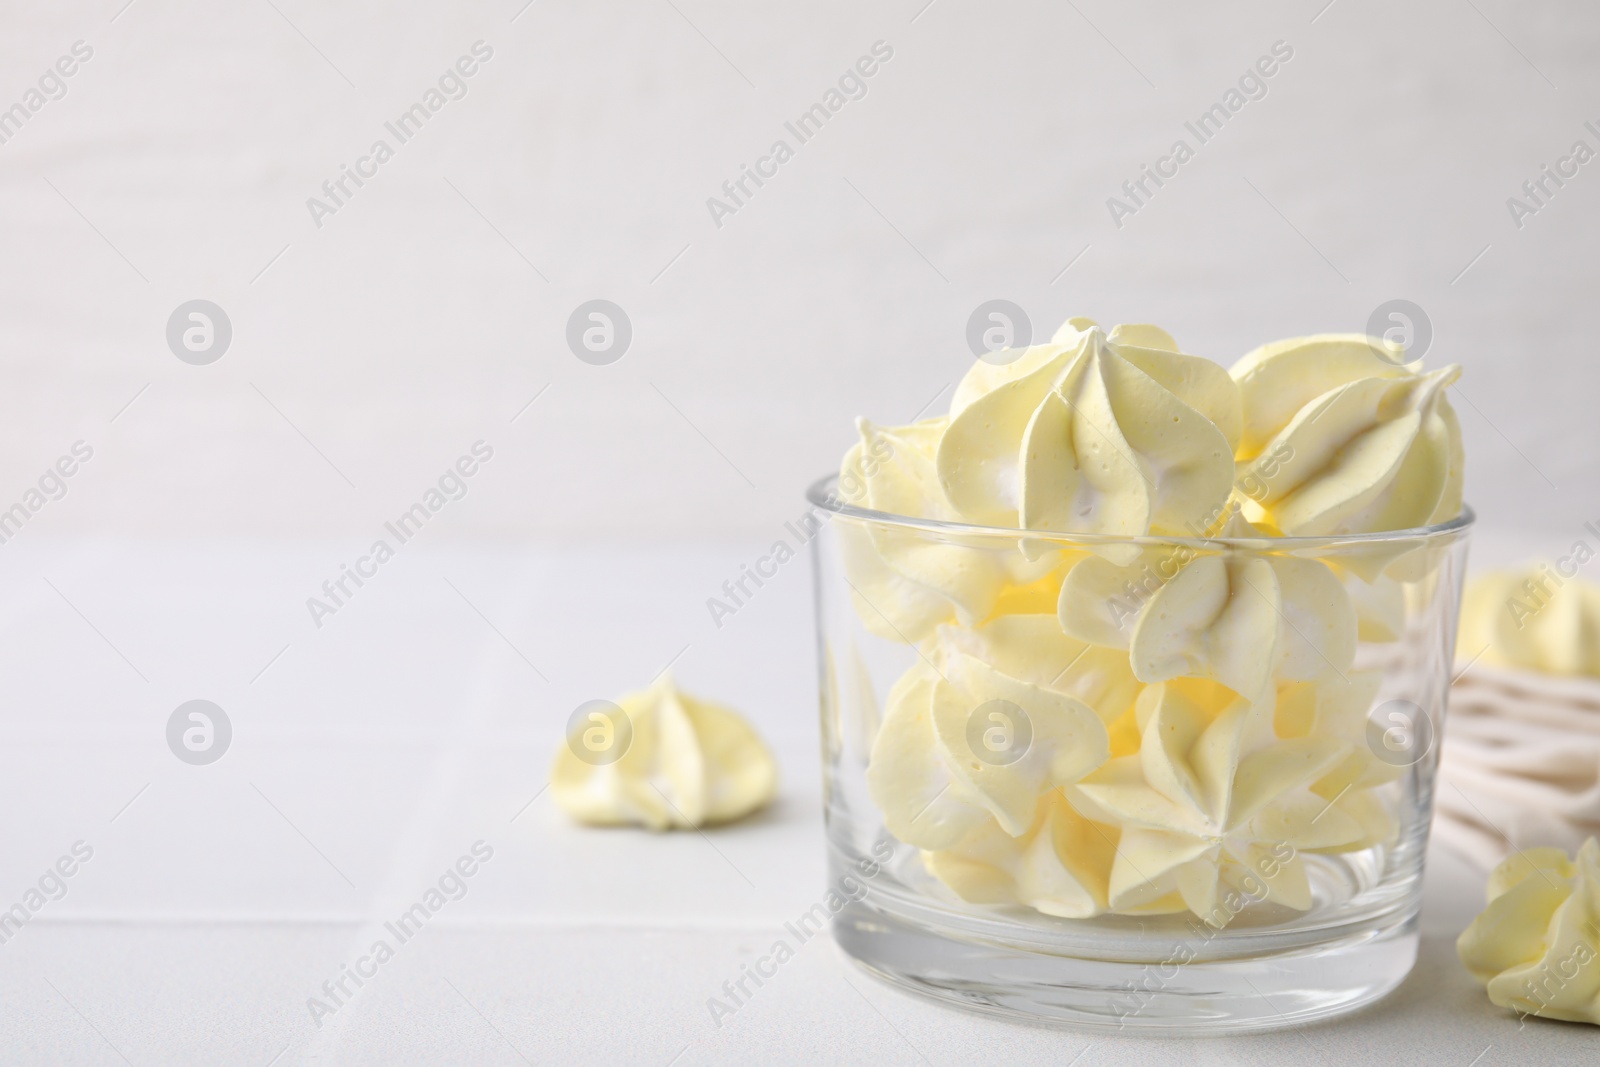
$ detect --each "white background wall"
[0,0,1594,552]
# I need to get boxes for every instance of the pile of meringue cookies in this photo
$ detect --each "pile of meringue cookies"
[547,313,1600,1025]
[839,317,1464,927]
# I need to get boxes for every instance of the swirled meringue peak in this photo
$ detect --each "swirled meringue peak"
[936,319,1241,541]
[922,791,1116,918]
[867,620,1112,850]
[1058,511,1357,700]
[1067,679,1361,921]
[1231,334,1415,461]
[836,417,1012,644]
[1231,335,1464,536]
[550,674,777,831]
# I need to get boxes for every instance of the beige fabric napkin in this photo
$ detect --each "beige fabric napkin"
[1436,664,1600,870]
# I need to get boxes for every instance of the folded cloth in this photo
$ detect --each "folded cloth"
[1437,664,1600,870]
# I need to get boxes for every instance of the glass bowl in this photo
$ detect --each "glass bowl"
[807,473,1473,1034]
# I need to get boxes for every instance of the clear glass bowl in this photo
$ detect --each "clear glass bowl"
[807,473,1473,1034]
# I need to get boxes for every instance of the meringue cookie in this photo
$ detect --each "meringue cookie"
[935,613,1141,726]
[1457,565,1600,678]
[922,791,1116,918]
[1457,839,1600,1025]
[1058,512,1357,700]
[1275,670,1390,774]
[1230,335,1464,536]
[867,624,1111,850]
[1276,671,1403,850]
[1231,333,1414,461]
[837,417,1011,644]
[1339,565,1407,643]
[937,319,1240,540]
[551,674,777,830]
[1066,679,1362,922]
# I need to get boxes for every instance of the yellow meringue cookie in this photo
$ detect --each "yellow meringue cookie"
[551,674,777,830]
[867,623,1112,850]
[1058,512,1357,700]
[1275,671,1385,760]
[1230,336,1464,536]
[1457,565,1600,678]
[922,791,1116,918]
[1275,672,1403,850]
[1066,679,1359,922]
[935,613,1141,726]
[1457,839,1600,1025]
[1338,565,1407,642]
[1231,333,1414,461]
[837,417,1011,644]
[936,319,1240,540]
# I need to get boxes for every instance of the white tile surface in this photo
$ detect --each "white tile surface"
[0,541,1589,1065]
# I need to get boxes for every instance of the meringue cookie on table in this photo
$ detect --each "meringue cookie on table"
[1457,564,1600,678]
[936,319,1241,541]
[1457,839,1600,1025]
[1229,335,1464,537]
[550,674,777,831]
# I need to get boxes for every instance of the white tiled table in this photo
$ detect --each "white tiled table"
[0,540,1588,1065]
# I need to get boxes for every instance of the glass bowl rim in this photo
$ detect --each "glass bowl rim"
[804,472,1475,551]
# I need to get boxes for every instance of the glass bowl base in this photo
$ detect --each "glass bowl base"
[832,897,1417,1035]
